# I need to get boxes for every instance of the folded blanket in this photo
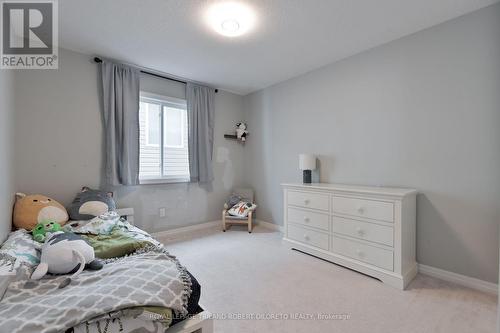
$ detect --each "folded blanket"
[0,221,191,333]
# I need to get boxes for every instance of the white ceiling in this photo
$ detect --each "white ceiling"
[59,0,499,95]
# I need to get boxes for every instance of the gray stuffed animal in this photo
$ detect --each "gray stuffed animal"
[68,187,116,220]
[224,193,243,210]
[31,231,103,287]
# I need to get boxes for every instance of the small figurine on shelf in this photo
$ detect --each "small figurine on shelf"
[236,122,248,142]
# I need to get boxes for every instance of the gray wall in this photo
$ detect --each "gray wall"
[0,70,15,242]
[242,5,500,283]
[14,48,245,232]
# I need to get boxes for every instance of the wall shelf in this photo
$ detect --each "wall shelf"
[224,133,248,143]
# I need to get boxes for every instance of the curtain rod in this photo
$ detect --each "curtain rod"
[93,57,218,93]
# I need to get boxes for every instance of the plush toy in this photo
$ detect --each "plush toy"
[235,122,248,142]
[224,193,243,210]
[32,220,62,243]
[31,231,103,283]
[13,193,68,231]
[68,187,116,220]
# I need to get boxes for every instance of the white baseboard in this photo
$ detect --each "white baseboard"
[418,264,498,295]
[255,219,284,233]
[153,219,282,242]
[153,220,221,241]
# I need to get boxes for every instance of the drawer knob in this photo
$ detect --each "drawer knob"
[304,199,310,205]
[357,207,365,214]
[303,217,310,223]
[303,234,310,241]
[356,227,364,236]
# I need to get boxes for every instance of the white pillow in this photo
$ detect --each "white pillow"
[0,229,40,282]
[227,201,257,218]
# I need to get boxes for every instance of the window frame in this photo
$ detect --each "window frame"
[139,92,190,185]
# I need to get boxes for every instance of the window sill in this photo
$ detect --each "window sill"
[139,178,190,185]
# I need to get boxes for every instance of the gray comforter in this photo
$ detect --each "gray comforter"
[0,245,191,333]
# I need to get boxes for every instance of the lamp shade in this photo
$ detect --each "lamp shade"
[299,154,316,170]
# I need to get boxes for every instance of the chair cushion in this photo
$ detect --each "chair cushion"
[227,201,257,218]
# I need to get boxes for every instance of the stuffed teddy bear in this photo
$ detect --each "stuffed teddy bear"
[31,225,103,283]
[13,193,68,231]
[68,187,116,220]
[235,122,248,142]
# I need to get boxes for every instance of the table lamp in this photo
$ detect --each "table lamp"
[299,154,316,184]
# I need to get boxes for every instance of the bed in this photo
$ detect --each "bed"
[0,208,213,333]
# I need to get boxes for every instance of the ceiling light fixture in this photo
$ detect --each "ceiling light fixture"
[206,2,256,37]
[221,19,240,33]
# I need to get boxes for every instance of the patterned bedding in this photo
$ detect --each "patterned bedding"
[0,215,193,333]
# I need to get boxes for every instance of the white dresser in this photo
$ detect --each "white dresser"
[283,183,417,289]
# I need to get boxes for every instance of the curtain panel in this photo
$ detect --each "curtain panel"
[186,82,215,183]
[100,61,141,186]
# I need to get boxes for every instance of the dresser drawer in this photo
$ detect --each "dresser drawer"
[332,235,393,271]
[333,216,393,247]
[287,224,329,251]
[287,207,329,231]
[287,191,329,211]
[333,196,394,222]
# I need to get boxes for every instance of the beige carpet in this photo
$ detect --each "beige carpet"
[160,225,497,333]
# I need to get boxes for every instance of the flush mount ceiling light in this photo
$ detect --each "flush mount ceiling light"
[221,19,240,33]
[206,2,256,37]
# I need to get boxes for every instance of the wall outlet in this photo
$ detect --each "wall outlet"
[159,207,166,218]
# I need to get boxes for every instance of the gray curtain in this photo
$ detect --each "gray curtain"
[100,61,140,186]
[187,82,215,183]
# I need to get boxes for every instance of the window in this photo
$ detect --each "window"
[139,92,190,183]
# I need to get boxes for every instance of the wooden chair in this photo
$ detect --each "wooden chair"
[222,188,255,233]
